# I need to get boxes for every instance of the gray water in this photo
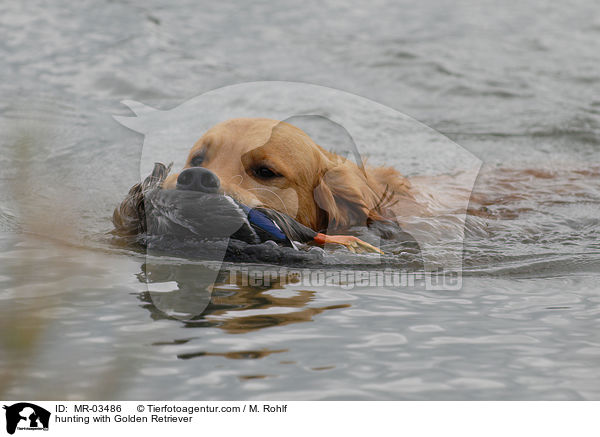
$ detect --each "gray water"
[1,0,599,400]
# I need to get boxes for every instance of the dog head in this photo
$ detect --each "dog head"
[161,118,411,232]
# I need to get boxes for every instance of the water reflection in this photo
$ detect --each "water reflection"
[176,349,288,361]
[138,261,350,338]
[137,262,218,320]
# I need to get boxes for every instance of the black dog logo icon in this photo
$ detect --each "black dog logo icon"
[3,403,50,435]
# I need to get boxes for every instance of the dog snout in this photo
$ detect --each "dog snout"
[176,167,221,193]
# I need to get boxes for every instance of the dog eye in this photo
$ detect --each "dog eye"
[189,154,204,167]
[254,166,278,179]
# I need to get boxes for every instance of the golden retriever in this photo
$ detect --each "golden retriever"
[114,117,425,252]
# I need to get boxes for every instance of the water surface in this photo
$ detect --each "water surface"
[1,0,599,400]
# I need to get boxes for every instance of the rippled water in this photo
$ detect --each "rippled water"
[1,0,599,400]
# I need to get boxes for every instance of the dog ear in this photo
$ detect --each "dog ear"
[313,161,382,230]
[313,159,412,231]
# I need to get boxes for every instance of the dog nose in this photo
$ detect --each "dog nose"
[176,167,220,193]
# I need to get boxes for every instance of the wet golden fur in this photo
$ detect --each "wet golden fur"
[161,118,414,232]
